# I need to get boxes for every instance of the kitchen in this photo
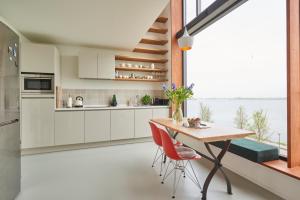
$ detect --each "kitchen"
[1,0,300,200]
[20,42,170,153]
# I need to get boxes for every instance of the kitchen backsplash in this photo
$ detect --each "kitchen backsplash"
[60,89,164,107]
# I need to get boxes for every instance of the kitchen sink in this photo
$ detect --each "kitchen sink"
[83,105,110,108]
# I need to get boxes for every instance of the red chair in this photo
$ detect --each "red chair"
[159,128,202,199]
[149,121,165,176]
[149,122,183,176]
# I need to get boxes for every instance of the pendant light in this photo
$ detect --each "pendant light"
[178,27,194,51]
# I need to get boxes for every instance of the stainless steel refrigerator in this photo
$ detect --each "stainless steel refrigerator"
[0,21,21,200]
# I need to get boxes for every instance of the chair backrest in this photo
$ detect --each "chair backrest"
[149,122,162,146]
[159,128,181,160]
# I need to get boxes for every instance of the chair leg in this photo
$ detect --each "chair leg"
[172,161,177,199]
[159,151,165,176]
[184,160,202,190]
[161,160,172,184]
[152,146,160,167]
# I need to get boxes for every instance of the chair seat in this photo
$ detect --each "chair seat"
[174,141,183,146]
[176,146,201,160]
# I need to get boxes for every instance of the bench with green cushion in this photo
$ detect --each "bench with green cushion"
[211,139,279,163]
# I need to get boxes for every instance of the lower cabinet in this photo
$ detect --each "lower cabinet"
[111,109,134,140]
[134,109,153,138]
[22,107,170,149]
[21,98,54,148]
[153,108,170,118]
[55,111,84,145]
[85,110,110,142]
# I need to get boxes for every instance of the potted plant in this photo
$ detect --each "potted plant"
[163,83,194,124]
[141,95,152,105]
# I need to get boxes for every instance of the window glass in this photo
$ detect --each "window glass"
[186,0,287,156]
[186,0,197,24]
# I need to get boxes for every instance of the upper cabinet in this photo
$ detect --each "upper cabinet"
[78,50,115,79]
[78,50,98,79]
[98,51,115,79]
[20,43,59,74]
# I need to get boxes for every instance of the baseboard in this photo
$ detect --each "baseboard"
[21,137,152,155]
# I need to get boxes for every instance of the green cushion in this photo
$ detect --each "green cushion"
[211,139,279,163]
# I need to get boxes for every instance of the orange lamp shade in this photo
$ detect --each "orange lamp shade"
[178,28,194,51]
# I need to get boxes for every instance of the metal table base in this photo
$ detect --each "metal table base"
[167,128,232,200]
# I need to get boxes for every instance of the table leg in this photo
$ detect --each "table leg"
[201,140,232,200]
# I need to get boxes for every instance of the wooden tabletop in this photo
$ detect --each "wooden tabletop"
[151,118,255,142]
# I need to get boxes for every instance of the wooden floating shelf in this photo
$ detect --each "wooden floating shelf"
[115,55,168,64]
[115,78,168,82]
[148,27,168,34]
[115,67,168,73]
[133,48,168,55]
[156,16,168,23]
[140,38,168,46]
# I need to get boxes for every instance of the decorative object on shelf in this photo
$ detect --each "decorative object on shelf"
[74,96,84,107]
[178,27,194,51]
[67,95,73,108]
[111,94,118,107]
[141,95,152,105]
[163,83,194,124]
[150,63,155,69]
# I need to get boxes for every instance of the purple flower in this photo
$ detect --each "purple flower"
[188,83,195,90]
[162,84,167,91]
[171,83,176,90]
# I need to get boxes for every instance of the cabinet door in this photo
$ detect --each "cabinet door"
[152,108,170,118]
[20,43,56,73]
[111,110,134,140]
[98,51,115,79]
[135,109,153,138]
[55,111,84,145]
[21,98,54,148]
[85,110,110,143]
[78,50,98,79]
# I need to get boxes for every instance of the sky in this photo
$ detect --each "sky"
[186,0,287,98]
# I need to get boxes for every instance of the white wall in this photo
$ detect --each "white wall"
[176,134,300,200]
[0,16,30,42]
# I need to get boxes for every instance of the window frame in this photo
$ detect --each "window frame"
[181,0,299,166]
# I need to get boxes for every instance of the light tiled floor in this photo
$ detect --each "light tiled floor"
[16,142,283,200]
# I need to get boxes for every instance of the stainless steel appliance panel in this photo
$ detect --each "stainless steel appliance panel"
[0,21,20,200]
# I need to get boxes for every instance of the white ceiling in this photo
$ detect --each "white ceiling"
[0,0,169,50]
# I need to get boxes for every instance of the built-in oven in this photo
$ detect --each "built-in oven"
[21,73,54,94]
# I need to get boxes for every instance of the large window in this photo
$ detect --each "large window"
[185,0,287,155]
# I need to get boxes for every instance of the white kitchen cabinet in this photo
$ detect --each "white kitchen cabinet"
[85,110,110,143]
[21,98,54,148]
[20,43,59,73]
[55,111,84,145]
[78,50,98,79]
[98,51,115,79]
[152,108,170,118]
[134,109,153,138]
[78,49,115,79]
[111,110,134,140]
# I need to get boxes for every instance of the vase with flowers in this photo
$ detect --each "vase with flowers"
[163,83,194,124]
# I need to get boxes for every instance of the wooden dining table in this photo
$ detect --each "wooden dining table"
[151,118,255,200]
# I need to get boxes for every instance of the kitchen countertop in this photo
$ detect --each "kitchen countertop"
[55,105,169,111]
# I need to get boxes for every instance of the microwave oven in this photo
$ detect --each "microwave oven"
[21,73,54,94]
